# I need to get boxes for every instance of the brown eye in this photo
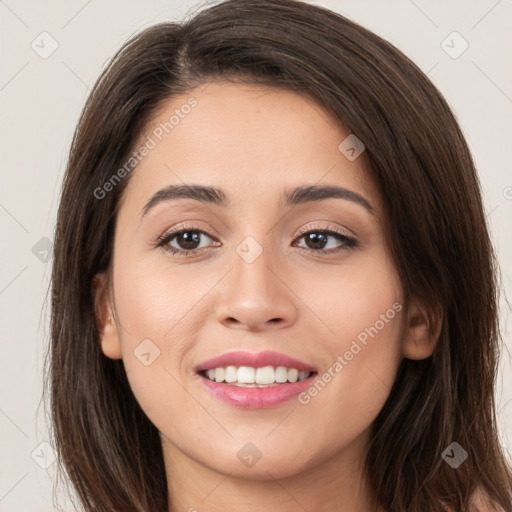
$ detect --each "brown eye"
[157,227,219,256]
[294,229,357,253]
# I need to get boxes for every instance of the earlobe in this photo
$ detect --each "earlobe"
[402,300,443,360]
[91,273,123,360]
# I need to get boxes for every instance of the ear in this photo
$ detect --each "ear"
[402,299,443,360]
[91,273,122,359]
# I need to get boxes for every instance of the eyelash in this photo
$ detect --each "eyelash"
[155,223,358,257]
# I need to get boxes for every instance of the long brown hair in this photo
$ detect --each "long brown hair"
[45,0,512,510]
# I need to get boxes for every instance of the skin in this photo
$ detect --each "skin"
[94,81,438,512]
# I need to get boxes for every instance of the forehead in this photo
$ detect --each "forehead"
[121,81,381,215]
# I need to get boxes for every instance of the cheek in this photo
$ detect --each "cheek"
[299,294,403,445]
[110,258,208,419]
[300,247,403,355]
[112,254,212,351]
[294,252,404,432]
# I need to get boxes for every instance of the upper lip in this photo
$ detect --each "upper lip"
[196,350,317,373]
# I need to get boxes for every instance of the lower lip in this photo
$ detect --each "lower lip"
[198,373,317,409]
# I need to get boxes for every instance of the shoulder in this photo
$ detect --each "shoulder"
[441,488,508,512]
[470,488,508,512]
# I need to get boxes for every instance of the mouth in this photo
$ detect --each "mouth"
[195,351,318,409]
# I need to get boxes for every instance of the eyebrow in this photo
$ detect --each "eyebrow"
[141,183,375,217]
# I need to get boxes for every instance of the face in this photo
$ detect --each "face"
[96,81,424,483]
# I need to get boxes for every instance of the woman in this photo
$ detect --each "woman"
[46,0,512,510]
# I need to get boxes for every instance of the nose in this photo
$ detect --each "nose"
[214,242,297,332]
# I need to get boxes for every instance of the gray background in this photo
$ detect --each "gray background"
[0,0,511,510]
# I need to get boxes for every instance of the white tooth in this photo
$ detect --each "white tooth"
[287,368,299,383]
[207,366,307,385]
[275,366,288,383]
[224,366,238,383]
[214,367,225,382]
[237,366,256,383]
[255,366,276,384]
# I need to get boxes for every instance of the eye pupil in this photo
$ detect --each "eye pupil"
[177,231,200,249]
[305,232,327,250]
